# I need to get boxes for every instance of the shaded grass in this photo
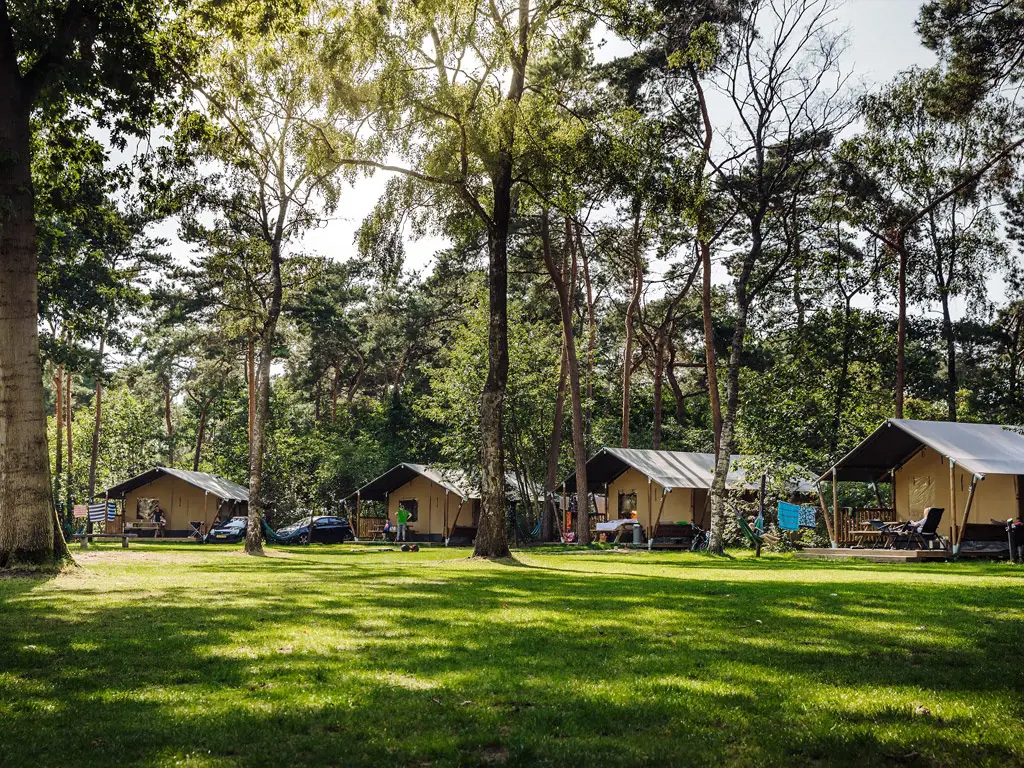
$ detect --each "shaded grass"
[1,544,1022,767]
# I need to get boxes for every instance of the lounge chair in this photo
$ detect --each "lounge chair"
[891,507,947,550]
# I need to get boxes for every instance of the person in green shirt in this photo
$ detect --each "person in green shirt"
[396,506,410,542]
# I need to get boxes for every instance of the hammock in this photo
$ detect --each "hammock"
[261,519,288,544]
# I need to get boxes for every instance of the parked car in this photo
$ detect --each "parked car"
[206,516,248,543]
[275,516,354,545]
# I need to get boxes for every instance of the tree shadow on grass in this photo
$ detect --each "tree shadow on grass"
[0,552,1022,767]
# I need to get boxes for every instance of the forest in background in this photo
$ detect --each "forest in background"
[5,0,1024,563]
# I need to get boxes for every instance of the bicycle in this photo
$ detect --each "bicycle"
[690,523,710,552]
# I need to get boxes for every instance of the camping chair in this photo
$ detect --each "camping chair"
[189,521,204,541]
[892,507,947,550]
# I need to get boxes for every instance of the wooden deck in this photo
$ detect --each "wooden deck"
[796,547,950,563]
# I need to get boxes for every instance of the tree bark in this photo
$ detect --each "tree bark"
[246,244,283,556]
[831,300,853,453]
[472,0,530,559]
[575,223,597,447]
[652,340,665,450]
[708,228,760,555]
[542,346,568,542]
[164,382,174,465]
[54,365,64,501]
[621,237,643,449]
[940,294,957,421]
[895,241,908,419]
[247,339,256,461]
[193,400,209,471]
[475,211,512,558]
[65,369,73,514]
[0,55,54,566]
[87,335,105,501]
[542,213,590,544]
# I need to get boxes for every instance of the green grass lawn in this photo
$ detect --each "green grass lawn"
[1,544,1022,767]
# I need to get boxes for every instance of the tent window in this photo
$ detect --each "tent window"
[618,492,637,519]
[399,499,419,522]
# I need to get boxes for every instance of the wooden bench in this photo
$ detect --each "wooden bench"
[71,533,138,549]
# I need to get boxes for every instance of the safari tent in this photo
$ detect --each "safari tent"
[348,463,480,543]
[820,419,1024,553]
[563,447,816,542]
[105,467,249,538]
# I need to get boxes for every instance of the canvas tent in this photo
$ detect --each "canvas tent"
[347,463,479,543]
[820,419,1024,551]
[105,467,249,537]
[564,447,816,539]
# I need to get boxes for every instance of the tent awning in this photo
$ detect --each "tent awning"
[821,419,1024,482]
[562,447,817,494]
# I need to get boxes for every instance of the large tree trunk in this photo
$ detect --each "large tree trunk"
[895,241,908,419]
[246,243,284,555]
[87,336,105,501]
[164,382,174,465]
[247,340,256,461]
[542,214,590,545]
[700,242,722,455]
[831,301,853,454]
[65,370,73,514]
[0,66,56,567]
[542,346,568,542]
[193,400,209,471]
[621,255,642,448]
[473,0,529,558]
[652,339,665,450]
[691,67,723,456]
[54,365,64,501]
[575,223,597,447]
[475,218,512,558]
[940,294,957,421]
[708,234,758,555]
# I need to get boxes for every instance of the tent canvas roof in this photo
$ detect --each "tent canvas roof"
[823,419,1024,482]
[563,447,817,494]
[106,467,249,501]
[349,463,477,502]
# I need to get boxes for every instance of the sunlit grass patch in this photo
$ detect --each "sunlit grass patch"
[0,544,1021,767]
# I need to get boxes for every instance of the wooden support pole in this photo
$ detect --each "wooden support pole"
[444,490,449,541]
[948,458,958,547]
[832,468,840,547]
[953,474,982,555]
[815,482,834,546]
[447,499,466,544]
[355,491,361,539]
[648,486,671,550]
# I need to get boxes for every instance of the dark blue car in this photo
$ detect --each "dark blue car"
[275,516,354,545]
[206,516,248,543]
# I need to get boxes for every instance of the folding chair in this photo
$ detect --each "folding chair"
[892,507,947,550]
[189,521,204,541]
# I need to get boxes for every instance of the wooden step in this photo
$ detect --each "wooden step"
[796,547,949,563]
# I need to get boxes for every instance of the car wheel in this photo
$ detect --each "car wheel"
[298,532,309,545]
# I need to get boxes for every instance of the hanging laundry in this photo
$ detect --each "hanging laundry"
[106,501,117,521]
[798,505,816,528]
[87,502,108,523]
[73,504,88,518]
[777,501,801,531]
